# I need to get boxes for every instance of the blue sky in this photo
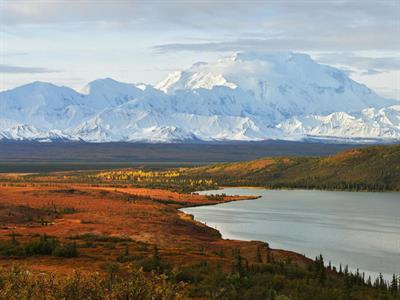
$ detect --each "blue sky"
[0,0,399,99]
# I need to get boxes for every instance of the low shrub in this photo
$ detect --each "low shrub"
[0,235,78,258]
[53,242,78,258]
[0,265,188,299]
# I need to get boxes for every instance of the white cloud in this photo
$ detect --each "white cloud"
[0,0,399,97]
[0,64,56,73]
[317,53,400,73]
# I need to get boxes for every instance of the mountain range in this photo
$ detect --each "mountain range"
[1,52,399,143]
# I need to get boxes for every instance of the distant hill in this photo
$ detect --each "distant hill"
[186,144,400,191]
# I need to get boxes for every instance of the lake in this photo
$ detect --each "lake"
[181,188,400,280]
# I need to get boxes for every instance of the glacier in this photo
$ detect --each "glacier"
[0,52,399,143]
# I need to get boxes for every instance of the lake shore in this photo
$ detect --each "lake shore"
[0,183,312,275]
[183,187,400,280]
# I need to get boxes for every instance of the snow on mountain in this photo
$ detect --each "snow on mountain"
[0,81,92,130]
[81,78,154,109]
[157,52,394,119]
[70,100,278,142]
[0,78,156,132]
[0,52,398,143]
[278,105,400,140]
[0,124,71,142]
[0,118,20,130]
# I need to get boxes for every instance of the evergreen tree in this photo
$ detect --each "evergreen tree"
[256,246,262,263]
[390,274,398,295]
[266,247,273,263]
[343,266,352,299]
[10,232,18,245]
[314,254,326,286]
[378,273,386,290]
[232,248,245,277]
[153,245,160,261]
[366,276,372,287]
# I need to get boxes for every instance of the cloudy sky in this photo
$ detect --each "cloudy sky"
[0,0,399,99]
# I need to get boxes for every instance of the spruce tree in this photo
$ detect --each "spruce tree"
[366,276,372,287]
[390,274,398,295]
[10,232,18,245]
[266,247,273,263]
[153,245,159,261]
[256,246,262,263]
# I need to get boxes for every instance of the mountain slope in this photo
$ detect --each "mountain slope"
[158,52,394,118]
[0,82,90,130]
[0,52,399,143]
[278,105,400,141]
[0,125,70,142]
[185,144,400,191]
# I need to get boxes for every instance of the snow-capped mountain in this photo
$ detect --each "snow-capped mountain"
[157,52,394,119]
[278,105,400,141]
[0,52,399,143]
[0,124,71,142]
[0,81,89,130]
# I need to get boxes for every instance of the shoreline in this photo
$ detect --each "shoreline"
[182,186,398,281]
[1,182,395,282]
[217,185,400,193]
[0,183,314,274]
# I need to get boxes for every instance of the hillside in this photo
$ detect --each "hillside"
[186,144,400,191]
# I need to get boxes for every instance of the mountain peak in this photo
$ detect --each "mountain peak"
[88,77,120,85]
[82,78,130,94]
[16,81,60,91]
[159,51,327,95]
[1,52,398,143]
[157,51,393,114]
[82,78,147,97]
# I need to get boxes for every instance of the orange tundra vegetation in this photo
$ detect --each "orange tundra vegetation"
[0,184,304,274]
[0,153,398,299]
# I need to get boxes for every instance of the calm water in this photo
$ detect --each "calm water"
[182,188,400,280]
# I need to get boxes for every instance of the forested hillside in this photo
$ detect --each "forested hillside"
[185,145,400,191]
